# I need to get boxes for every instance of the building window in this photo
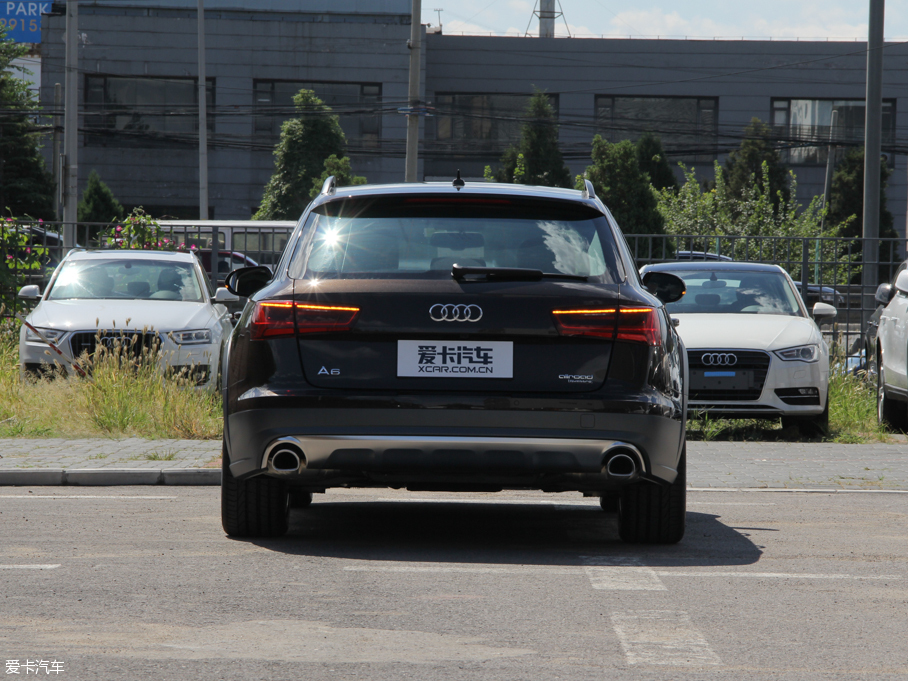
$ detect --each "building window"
[434,93,558,150]
[772,98,896,164]
[84,76,214,147]
[253,81,382,149]
[594,96,717,161]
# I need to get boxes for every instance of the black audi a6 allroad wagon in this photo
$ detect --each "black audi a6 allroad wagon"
[221,176,688,543]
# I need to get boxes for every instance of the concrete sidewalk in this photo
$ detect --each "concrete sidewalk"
[0,438,906,489]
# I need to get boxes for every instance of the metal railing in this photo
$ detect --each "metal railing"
[3,225,904,360]
[626,233,905,357]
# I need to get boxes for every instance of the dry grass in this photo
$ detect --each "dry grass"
[0,316,222,440]
[687,359,888,443]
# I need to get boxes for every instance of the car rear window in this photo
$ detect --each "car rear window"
[288,196,622,283]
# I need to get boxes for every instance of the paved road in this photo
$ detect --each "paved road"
[1,438,907,489]
[1,488,905,679]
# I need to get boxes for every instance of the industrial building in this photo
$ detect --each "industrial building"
[28,0,908,235]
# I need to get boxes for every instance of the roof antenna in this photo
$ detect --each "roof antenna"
[452,169,465,190]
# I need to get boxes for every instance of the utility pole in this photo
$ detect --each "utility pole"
[197,0,216,288]
[404,0,421,183]
[863,0,885,311]
[53,83,63,221]
[820,109,838,232]
[62,0,79,248]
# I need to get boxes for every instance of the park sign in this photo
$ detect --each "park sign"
[1,2,51,43]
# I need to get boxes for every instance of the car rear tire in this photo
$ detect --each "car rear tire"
[221,444,289,538]
[877,364,908,432]
[289,489,313,508]
[599,492,619,513]
[618,445,686,544]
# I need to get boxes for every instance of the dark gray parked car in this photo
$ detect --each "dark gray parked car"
[220,177,688,543]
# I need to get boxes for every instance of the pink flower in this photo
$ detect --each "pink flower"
[25,247,31,254]
[115,225,122,233]
[38,219,43,224]
[163,238,169,244]
[180,243,185,248]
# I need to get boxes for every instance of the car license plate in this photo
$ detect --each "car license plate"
[397,340,513,378]
[690,369,751,391]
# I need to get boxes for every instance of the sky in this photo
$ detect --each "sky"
[425,1,906,41]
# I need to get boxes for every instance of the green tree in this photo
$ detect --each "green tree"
[0,29,54,219]
[577,136,664,234]
[487,89,571,188]
[656,161,852,283]
[78,170,125,225]
[309,154,367,199]
[254,89,347,220]
[826,146,898,279]
[827,146,896,240]
[722,118,789,210]
[636,133,677,191]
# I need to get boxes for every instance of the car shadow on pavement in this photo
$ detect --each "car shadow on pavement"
[240,500,762,567]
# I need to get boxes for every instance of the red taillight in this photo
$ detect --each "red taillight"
[250,301,296,340]
[295,303,360,334]
[551,308,617,338]
[552,306,660,345]
[616,307,660,346]
[250,302,360,339]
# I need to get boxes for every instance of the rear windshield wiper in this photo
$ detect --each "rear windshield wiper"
[452,264,588,282]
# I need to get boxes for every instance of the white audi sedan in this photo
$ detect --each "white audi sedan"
[639,262,836,434]
[18,249,236,388]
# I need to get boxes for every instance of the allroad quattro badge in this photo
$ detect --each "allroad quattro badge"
[429,304,483,322]
[701,352,737,366]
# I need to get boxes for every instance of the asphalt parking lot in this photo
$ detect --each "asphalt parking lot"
[1,487,906,680]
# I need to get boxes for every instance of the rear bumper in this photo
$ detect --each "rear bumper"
[225,404,684,489]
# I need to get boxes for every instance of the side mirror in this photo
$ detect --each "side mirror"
[875,283,895,306]
[641,271,686,304]
[212,287,239,303]
[17,285,40,300]
[812,302,837,324]
[224,265,272,298]
[895,269,908,296]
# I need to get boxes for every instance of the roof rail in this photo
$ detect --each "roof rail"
[581,179,596,200]
[320,175,337,197]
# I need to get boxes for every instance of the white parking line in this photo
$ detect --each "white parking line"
[581,557,666,591]
[0,565,61,570]
[374,497,595,506]
[656,571,901,580]
[0,495,176,500]
[343,562,901,583]
[611,611,722,666]
[687,502,776,506]
[343,565,579,575]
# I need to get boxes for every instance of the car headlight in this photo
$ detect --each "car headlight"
[170,329,212,345]
[775,344,819,362]
[25,327,66,344]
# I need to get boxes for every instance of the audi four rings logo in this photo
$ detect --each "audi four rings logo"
[702,352,737,366]
[429,304,483,322]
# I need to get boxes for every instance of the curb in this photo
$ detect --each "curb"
[0,468,221,486]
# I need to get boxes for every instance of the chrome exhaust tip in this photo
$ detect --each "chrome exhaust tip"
[602,443,643,481]
[264,437,306,475]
